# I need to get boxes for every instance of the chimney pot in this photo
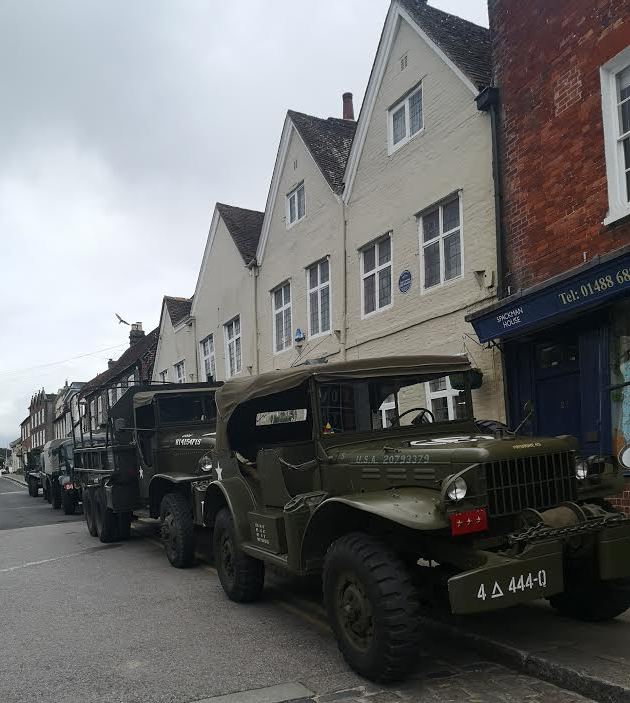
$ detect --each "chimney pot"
[342,92,354,121]
[107,358,115,369]
[129,322,145,347]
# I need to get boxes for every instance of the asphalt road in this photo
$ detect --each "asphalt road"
[0,477,592,703]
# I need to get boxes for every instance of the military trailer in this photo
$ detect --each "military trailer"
[201,355,630,682]
[72,383,221,566]
[25,450,42,497]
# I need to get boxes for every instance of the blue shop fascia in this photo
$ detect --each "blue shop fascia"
[467,245,630,462]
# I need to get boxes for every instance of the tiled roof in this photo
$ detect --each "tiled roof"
[399,0,491,90]
[81,327,159,396]
[216,203,264,264]
[288,111,357,194]
[164,296,192,326]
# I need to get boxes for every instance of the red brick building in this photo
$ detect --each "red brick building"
[469,1,630,483]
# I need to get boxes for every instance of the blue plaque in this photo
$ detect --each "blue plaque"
[398,270,412,293]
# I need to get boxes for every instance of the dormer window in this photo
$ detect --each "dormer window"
[286,182,305,227]
[388,83,423,153]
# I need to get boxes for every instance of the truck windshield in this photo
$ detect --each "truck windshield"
[158,394,216,425]
[317,374,471,434]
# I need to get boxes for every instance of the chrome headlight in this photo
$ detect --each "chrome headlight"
[446,477,468,501]
[198,455,213,473]
[575,459,589,480]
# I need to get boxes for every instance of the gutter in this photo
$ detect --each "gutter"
[476,86,505,300]
[247,258,260,374]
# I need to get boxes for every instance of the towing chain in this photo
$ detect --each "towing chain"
[507,513,629,546]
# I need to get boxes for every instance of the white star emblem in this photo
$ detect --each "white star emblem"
[215,464,223,481]
[139,467,144,479]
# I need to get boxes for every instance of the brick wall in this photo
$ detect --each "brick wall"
[609,479,630,516]
[489,0,630,292]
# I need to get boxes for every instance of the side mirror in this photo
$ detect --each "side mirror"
[619,444,630,470]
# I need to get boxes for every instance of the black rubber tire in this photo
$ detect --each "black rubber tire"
[51,482,62,510]
[213,508,264,602]
[62,490,75,515]
[117,512,132,541]
[323,532,421,683]
[549,578,630,622]
[83,488,98,537]
[43,479,51,503]
[160,493,195,567]
[28,479,38,497]
[94,486,119,543]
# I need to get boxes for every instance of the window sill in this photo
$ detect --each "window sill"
[388,128,425,157]
[286,215,306,231]
[273,345,294,357]
[361,303,394,320]
[308,330,333,341]
[603,207,630,228]
[420,274,464,296]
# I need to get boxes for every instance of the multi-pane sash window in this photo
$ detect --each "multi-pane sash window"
[287,183,305,226]
[425,378,466,422]
[420,196,462,290]
[174,360,186,384]
[225,316,242,378]
[307,259,331,337]
[617,66,630,202]
[159,369,168,383]
[200,335,216,381]
[361,234,392,316]
[273,283,292,352]
[389,84,423,151]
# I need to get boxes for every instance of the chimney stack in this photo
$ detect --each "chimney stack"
[129,322,145,347]
[107,358,115,369]
[342,92,354,121]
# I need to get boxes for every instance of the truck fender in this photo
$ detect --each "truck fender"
[148,474,195,518]
[203,476,257,544]
[300,487,447,567]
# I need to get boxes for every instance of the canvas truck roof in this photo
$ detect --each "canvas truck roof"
[215,355,471,425]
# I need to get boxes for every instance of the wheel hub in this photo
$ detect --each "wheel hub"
[161,513,178,557]
[337,574,374,651]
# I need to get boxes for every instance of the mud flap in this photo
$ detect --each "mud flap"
[448,541,564,615]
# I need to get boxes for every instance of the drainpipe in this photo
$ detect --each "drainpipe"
[191,316,199,382]
[476,86,505,300]
[248,259,260,374]
[341,201,348,360]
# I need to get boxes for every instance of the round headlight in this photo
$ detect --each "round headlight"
[576,459,589,480]
[447,477,468,501]
[199,456,213,473]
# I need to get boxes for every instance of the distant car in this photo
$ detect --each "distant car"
[0,467,6,475]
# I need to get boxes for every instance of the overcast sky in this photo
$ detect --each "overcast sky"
[0,0,488,446]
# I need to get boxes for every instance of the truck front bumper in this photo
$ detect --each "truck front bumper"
[448,517,630,615]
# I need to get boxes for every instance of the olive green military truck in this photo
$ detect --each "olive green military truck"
[72,382,221,566]
[202,355,630,683]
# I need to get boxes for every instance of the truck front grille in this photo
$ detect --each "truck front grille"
[484,452,577,517]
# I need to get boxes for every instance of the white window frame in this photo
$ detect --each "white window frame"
[306,258,331,339]
[379,395,396,428]
[425,378,462,421]
[286,182,305,228]
[127,372,135,387]
[388,83,424,154]
[360,233,393,319]
[272,282,293,353]
[200,335,216,381]
[174,360,186,384]
[601,46,630,225]
[224,316,242,378]
[419,193,464,292]
[159,369,168,383]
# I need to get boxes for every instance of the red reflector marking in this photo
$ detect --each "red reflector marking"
[64,484,74,490]
[449,508,488,536]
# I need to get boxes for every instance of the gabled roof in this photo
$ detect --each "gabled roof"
[398,0,491,91]
[287,111,357,195]
[81,327,159,396]
[164,296,192,326]
[255,110,357,263]
[342,0,491,203]
[216,203,264,264]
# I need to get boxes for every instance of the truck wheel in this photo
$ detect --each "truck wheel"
[160,493,195,567]
[28,479,38,497]
[118,512,132,541]
[51,483,62,510]
[213,508,264,602]
[549,579,630,621]
[43,480,51,503]
[323,533,421,682]
[94,487,119,543]
[83,489,98,537]
[62,491,75,515]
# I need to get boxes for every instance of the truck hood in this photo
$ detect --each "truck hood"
[327,432,579,466]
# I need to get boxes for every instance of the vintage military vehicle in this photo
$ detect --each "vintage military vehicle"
[72,383,221,566]
[41,438,77,512]
[201,355,630,682]
[25,449,43,497]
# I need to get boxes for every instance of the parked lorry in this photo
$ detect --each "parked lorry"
[200,355,630,682]
[71,382,221,565]
[41,438,78,512]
